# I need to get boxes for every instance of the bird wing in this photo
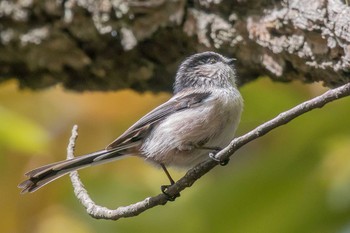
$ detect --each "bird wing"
[106,91,212,150]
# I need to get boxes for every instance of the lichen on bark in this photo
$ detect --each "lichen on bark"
[0,0,349,91]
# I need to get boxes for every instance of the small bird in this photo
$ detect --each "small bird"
[18,51,243,195]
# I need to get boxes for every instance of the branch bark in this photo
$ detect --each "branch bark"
[66,82,350,220]
[1,0,349,91]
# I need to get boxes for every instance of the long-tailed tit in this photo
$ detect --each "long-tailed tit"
[18,51,243,197]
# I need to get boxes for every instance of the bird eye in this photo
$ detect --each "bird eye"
[206,58,216,64]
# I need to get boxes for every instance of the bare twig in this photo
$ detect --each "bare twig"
[67,126,97,212]
[67,82,350,220]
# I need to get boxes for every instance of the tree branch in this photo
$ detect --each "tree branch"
[67,82,350,220]
[2,0,349,90]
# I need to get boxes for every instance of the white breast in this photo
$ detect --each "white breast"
[141,88,243,168]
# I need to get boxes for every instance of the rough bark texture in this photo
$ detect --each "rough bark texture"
[0,0,349,92]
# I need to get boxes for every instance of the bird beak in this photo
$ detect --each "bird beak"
[226,58,236,65]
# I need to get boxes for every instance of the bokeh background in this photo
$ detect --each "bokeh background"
[1,77,350,233]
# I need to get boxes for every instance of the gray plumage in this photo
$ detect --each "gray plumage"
[18,51,243,194]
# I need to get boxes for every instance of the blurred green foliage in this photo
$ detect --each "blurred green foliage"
[0,106,48,154]
[1,78,350,233]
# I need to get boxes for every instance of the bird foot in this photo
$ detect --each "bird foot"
[161,185,180,201]
[209,149,230,166]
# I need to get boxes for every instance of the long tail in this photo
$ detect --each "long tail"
[18,148,128,194]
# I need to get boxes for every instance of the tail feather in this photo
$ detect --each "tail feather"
[18,149,128,194]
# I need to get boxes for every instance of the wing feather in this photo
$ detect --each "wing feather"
[106,91,211,150]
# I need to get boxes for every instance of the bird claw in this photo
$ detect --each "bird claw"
[209,151,230,166]
[161,185,180,201]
